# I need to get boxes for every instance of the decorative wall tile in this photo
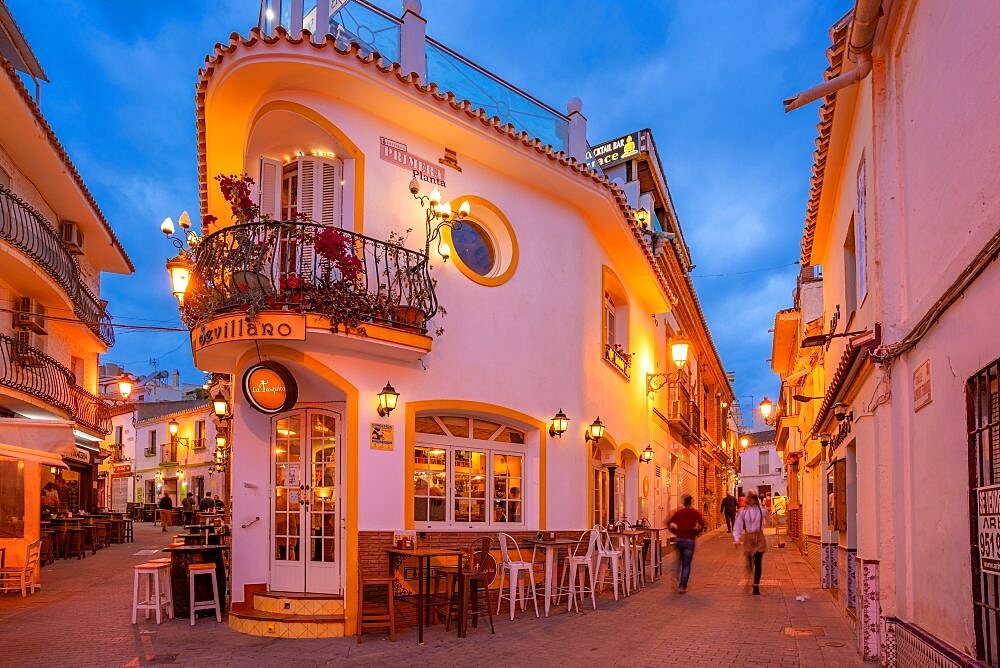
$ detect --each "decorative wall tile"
[858,559,881,662]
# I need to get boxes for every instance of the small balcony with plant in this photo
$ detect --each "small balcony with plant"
[162,174,448,367]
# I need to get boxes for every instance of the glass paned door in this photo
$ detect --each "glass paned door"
[270,410,342,594]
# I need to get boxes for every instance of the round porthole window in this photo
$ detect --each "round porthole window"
[451,222,495,276]
[442,196,518,287]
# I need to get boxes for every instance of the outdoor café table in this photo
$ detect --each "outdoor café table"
[385,546,463,644]
[162,544,229,618]
[608,529,649,586]
[522,537,583,617]
[631,526,667,580]
[184,524,218,541]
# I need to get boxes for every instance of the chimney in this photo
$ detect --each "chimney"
[172,369,180,388]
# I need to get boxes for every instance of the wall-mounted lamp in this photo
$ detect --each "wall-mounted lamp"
[164,253,194,306]
[115,373,137,402]
[633,207,675,253]
[646,336,691,394]
[168,419,179,437]
[216,435,227,449]
[740,436,750,449]
[410,179,471,261]
[585,417,605,443]
[377,381,399,418]
[641,444,655,463]
[549,409,569,438]
[212,392,230,419]
[759,397,773,420]
[832,402,853,422]
[176,468,184,478]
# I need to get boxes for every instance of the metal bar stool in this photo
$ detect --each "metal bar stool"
[188,563,222,626]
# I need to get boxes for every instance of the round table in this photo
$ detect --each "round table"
[161,545,229,618]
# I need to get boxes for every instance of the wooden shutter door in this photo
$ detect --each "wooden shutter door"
[258,157,283,221]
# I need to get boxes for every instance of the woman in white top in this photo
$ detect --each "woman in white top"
[733,491,773,595]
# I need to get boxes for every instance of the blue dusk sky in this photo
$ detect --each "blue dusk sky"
[9,1,845,428]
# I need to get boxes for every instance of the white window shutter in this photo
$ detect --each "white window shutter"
[258,157,282,221]
[318,159,342,228]
[297,157,317,223]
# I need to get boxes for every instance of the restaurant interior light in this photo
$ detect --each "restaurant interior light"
[548,409,569,438]
[377,381,399,417]
[212,392,230,419]
[585,417,605,443]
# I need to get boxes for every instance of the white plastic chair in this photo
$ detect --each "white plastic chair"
[595,528,626,600]
[496,532,539,620]
[561,528,598,612]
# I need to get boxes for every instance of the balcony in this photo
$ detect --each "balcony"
[0,333,111,435]
[0,185,115,346]
[110,444,124,462]
[663,379,700,441]
[182,222,438,335]
[603,344,631,379]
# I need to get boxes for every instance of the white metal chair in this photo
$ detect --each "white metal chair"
[595,528,626,600]
[496,532,539,621]
[560,528,598,612]
[0,540,40,597]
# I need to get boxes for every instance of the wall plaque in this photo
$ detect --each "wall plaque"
[379,136,446,186]
[370,422,394,450]
[242,361,298,414]
[913,359,932,411]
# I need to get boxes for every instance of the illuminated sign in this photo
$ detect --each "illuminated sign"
[583,132,641,171]
[242,361,298,414]
[112,464,132,474]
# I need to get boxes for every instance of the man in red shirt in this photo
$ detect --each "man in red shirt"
[667,495,707,593]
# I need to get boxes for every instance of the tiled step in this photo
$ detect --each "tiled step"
[229,606,346,638]
[253,590,345,615]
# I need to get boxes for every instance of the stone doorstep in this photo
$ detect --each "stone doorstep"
[228,607,345,624]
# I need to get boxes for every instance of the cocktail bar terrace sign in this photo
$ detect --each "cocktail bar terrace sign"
[242,361,298,414]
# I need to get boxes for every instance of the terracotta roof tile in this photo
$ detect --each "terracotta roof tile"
[0,56,133,271]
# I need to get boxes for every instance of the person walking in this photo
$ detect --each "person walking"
[157,491,173,532]
[733,490,773,595]
[181,492,195,525]
[720,492,738,533]
[667,494,706,594]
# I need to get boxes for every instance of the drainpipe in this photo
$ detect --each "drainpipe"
[783,0,882,112]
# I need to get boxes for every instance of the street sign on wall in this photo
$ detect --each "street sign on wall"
[977,483,1000,575]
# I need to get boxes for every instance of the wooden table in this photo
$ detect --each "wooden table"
[162,545,229,618]
[523,537,583,617]
[386,547,462,644]
[608,529,649,588]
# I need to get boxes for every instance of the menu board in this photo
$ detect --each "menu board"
[111,477,129,513]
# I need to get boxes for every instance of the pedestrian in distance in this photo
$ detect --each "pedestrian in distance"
[157,491,173,532]
[720,491,738,533]
[733,490,773,595]
[181,492,195,525]
[213,494,224,511]
[667,494,706,594]
[198,492,215,513]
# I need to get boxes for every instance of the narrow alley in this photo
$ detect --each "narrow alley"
[0,524,861,667]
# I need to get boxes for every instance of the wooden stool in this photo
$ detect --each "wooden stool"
[188,563,222,626]
[357,569,396,643]
[132,562,173,624]
[40,531,54,566]
[94,522,109,549]
[82,525,97,555]
[65,528,86,560]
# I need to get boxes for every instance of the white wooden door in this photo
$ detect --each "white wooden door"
[270,410,343,594]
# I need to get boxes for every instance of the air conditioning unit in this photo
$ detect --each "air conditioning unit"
[12,329,42,367]
[60,221,84,253]
[14,297,47,334]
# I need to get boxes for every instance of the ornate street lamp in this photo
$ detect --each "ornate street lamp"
[646,336,691,394]
[641,444,655,463]
[212,392,230,419]
[376,381,399,418]
[585,417,605,443]
[161,212,202,307]
[759,396,774,421]
[409,178,470,261]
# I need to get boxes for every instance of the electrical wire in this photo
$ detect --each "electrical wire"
[690,261,800,278]
[0,306,187,332]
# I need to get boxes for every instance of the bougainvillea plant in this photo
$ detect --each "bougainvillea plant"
[215,173,260,224]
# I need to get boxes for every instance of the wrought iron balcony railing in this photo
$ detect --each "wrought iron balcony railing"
[0,185,115,346]
[664,379,700,439]
[161,442,179,466]
[0,333,112,434]
[182,222,438,334]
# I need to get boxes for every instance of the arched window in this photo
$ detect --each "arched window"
[412,414,526,529]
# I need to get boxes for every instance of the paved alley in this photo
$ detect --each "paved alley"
[0,525,862,667]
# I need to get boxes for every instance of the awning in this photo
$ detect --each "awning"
[0,417,75,468]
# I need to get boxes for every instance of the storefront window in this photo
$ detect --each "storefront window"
[413,415,528,528]
[41,467,81,514]
[0,458,25,537]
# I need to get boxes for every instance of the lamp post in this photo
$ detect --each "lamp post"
[161,212,202,308]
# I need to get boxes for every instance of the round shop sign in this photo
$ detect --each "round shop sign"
[242,361,297,414]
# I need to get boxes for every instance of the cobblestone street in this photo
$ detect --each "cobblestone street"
[0,524,863,667]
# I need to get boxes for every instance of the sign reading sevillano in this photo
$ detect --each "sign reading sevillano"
[242,361,298,414]
[583,131,641,171]
[977,483,1000,576]
[192,313,306,352]
[379,136,446,187]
